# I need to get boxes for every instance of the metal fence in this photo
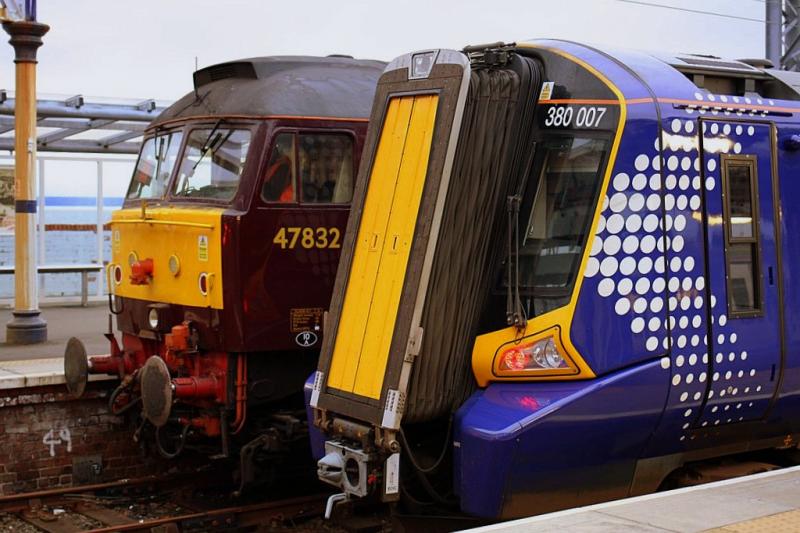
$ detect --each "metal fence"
[0,153,135,304]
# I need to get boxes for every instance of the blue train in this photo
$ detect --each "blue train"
[306,40,800,519]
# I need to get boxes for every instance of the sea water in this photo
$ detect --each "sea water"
[0,197,123,299]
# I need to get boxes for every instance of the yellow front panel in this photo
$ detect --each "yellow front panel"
[328,94,439,399]
[110,206,225,309]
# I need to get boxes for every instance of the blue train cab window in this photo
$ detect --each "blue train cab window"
[173,127,251,201]
[514,136,608,315]
[126,131,183,200]
[261,133,296,203]
[721,155,762,316]
[298,133,354,204]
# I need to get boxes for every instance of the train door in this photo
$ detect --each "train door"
[697,120,782,426]
[247,128,357,351]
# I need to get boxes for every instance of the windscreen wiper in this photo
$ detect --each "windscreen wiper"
[505,142,537,330]
[191,119,224,173]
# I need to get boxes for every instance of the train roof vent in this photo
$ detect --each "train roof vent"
[676,55,760,72]
[193,61,258,89]
[327,54,354,58]
[738,58,775,69]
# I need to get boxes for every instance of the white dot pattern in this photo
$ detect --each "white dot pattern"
[584,140,669,354]
[668,115,772,441]
[581,105,775,449]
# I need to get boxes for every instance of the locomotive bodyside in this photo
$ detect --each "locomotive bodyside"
[309,42,800,518]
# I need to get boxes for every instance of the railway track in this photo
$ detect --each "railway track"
[0,474,329,532]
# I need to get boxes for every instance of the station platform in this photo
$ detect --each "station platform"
[0,303,110,361]
[466,465,800,532]
[0,303,112,388]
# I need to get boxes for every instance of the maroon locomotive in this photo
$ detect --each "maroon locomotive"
[64,55,385,484]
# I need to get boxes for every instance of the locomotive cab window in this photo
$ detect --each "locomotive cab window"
[262,133,296,203]
[261,132,355,204]
[505,135,609,317]
[299,133,354,204]
[722,155,762,317]
[126,131,184,200]
[172,127,251,201]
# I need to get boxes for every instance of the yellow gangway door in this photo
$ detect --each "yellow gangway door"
[326,94,439,399]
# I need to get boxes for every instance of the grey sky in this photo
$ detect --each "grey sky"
[1,0,768,101]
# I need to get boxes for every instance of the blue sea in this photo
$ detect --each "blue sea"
[0,197,124,300]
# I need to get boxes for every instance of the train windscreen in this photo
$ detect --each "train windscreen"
[515,135,608,315]
[172,127,252,201]
[126,131,184,200]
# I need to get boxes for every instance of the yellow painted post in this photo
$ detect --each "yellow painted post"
[2,19,49,344]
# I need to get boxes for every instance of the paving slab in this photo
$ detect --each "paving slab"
[0,303,111,360]
[0,356,114,388]
[463,466,800,533]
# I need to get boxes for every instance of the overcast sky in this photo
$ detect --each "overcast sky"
[0,0,769,101]
[0,0,772,198]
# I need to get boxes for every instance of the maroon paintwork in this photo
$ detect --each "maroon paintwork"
[91,57,384,455]
[116,118,367,355]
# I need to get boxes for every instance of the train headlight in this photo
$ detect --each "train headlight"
[496,335,574,374]
[168,254,181,276]
[410,51,437,79]
[148,308,159,329]
[128,251,138,267]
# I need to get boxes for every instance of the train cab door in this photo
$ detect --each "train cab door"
[249,128,357,351]
[697,120,783,426]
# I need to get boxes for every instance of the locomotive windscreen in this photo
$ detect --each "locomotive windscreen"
[405,54,543,422]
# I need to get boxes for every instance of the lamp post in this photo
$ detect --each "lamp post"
[2,15,48,344]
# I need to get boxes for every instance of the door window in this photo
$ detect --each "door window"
[299,133,355,204]
[721,155,762,316]
[261,133,296,203]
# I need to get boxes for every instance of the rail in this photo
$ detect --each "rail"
[0,472,329,533]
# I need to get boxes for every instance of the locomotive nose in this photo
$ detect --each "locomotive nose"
[140,356,174,427]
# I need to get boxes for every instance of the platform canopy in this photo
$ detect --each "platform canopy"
[0,90,169,154]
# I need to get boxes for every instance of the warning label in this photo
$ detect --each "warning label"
[290,307,323,333]
[198,235,209,261]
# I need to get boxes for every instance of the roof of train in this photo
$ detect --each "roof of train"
[151,55,387,128]
[527,39,800,107]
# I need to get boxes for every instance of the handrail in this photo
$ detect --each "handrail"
[109,219,214,229]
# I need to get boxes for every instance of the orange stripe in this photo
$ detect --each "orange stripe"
[541,96,796,114]
[540,98,620,105]
[149,114,369,131]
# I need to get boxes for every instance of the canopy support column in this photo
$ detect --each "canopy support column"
[3,18,49,344]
